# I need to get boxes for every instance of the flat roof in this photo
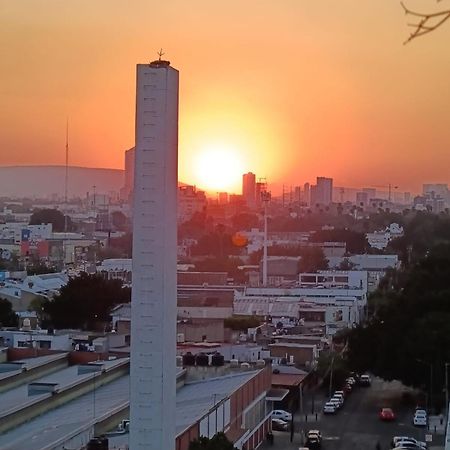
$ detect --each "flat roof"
[269,343,316,349]
[0,368,262,450]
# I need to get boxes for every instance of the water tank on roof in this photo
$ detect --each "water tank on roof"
[230,359,239,368]
[240,362,251,370]
[256,359,266,367]
[176,356,183,367]
[87,436,108,450]
[22,318,31,332]
[211,353,225,367]
[195,353,209,366]
[182,352,195,366]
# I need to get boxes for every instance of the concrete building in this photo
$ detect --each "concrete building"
[178,185,207,223]
[242,172,256,208]
[120,147,135,202]
[327,254,400,292]
[130,59,179,449]
[310,177,333,206]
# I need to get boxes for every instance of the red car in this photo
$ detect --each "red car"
[379,407,395,421]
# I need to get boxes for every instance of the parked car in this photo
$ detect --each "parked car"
[332,393,344,405]
[305,430,322,450]
[328,398,342,409]
[343,383,353,394]
[346,376,356,386]
[334,390,346,398]
[413,410,427,426]
[307,430,322,441]
[271,418,289,431]
[392,436,427,448]
[360,374,371,386]
[379,407,395,421]
[272,409,292,422]
[323,402,337,414]
[393,444,424,449]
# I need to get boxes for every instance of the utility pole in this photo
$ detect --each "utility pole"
[261,190,271,287]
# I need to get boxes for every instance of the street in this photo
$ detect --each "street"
[261,377,445,450]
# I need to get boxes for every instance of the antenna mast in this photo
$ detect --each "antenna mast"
[64,119,69,233]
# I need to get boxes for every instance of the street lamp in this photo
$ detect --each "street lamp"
[445,362,449,423]
[416,359,433,414]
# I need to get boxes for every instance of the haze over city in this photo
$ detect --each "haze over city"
[2,1,450,194]
[1,2,450,450]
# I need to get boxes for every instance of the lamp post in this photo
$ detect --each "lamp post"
[416,359,433,413]
[445,362,449,423]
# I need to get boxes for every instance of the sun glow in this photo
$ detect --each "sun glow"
[192,144,245,193]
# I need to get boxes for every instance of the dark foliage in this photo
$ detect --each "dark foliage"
[188,432,238,450]
[311,229,368,254]
[42,273,131,329]
[29,208,72,232]
[347,244,450,409]
[0,298,18,327]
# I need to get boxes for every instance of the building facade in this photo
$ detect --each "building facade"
[130,60,179,450]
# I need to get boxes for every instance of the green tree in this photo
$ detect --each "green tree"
[0,298,18,327]
[42,273,131,329]
[189,432,238,450]
[298,247,328,273]
[347,244,450,410]
[311,229,368,254]
[29,208,72,232]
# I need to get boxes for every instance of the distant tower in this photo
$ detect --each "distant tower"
[242,172,256,208]
[120,147,135,202]
[130,57,178,450]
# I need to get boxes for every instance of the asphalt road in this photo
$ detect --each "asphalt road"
[262,377,443,450]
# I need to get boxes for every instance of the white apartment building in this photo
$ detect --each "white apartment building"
[234,270,368,331]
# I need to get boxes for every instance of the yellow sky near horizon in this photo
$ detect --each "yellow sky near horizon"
[1,0,449,194]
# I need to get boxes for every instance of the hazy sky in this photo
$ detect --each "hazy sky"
[1,0,449,193]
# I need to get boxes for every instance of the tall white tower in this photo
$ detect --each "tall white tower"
[130,59,179,450]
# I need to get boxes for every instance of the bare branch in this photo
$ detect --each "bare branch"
[401,1,450,43]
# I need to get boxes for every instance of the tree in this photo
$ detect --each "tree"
[311,229,368,254]
[347,244,450,410]
[0,298,18,327]
[29,208,72,232]
[111,211,129,231]
[337,258,357,271]
[401,1,450,43]
[298,247,328,273]
[42,273,131,329]
[189,432,238,450]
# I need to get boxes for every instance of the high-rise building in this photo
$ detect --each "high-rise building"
[242,172,256,207]
[310,177,333,206]
[130,59,178,450]
[120,147,135,201]
[303,182,310,206]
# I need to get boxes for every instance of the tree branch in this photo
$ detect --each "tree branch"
[401,1,450,43]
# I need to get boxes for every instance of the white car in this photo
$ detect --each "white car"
[392,436,427,449]
[413,411,427,426]
[323,402,337,414]
[331,394,344,406]
[328,398,342,409]
[272,409,292,422]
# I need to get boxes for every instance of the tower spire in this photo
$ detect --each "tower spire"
[64,118,69,233]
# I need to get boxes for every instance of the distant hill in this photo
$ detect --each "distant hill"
[0,165,124,198]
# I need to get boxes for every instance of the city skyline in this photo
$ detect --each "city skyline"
[2,1,450,194]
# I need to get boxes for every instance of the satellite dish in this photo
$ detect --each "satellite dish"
[1,250,11,260]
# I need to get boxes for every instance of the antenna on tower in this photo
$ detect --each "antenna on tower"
[157,48,165,61]
[64,118,69,233]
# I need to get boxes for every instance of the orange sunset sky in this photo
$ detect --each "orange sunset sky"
[1,0,450,194]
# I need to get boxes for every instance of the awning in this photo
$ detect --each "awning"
[266,388,289,401]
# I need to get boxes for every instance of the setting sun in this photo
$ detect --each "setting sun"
[191,144,245,193]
